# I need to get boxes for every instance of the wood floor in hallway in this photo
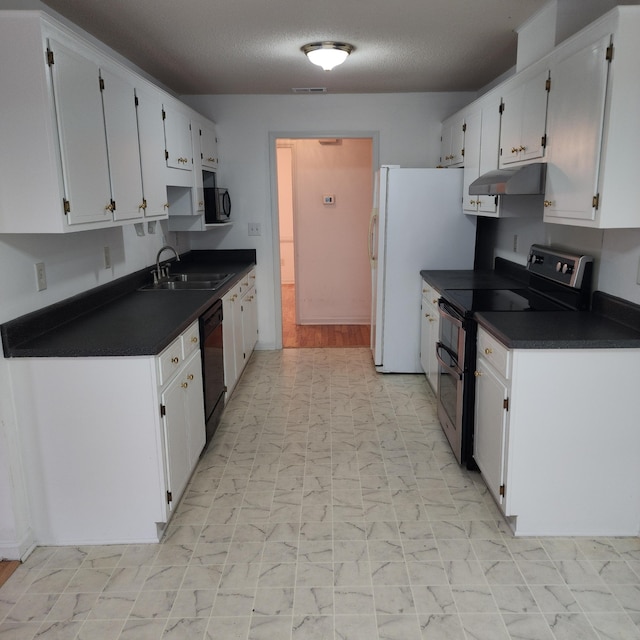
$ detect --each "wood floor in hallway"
[281,284,370,348]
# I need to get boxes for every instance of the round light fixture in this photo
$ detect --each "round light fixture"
[301,41,354,71]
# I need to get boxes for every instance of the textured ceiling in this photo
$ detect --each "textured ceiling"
[40,0,548,95]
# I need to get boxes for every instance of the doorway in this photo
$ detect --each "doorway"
[275,137,374,348]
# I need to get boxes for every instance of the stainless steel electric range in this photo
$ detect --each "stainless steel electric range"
[433,245,593,468]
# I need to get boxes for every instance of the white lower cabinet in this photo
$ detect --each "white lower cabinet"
[160,348,205,509]
[10,321,205,545]
[474,326,640,536]
[420,282,440,393]
[222,269,258,398]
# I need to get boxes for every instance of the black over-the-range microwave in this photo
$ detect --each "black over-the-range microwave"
[203,169,231,224]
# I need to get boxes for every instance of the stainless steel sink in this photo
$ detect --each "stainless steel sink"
[139,272,232,291]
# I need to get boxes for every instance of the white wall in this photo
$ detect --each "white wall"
[181,92,475,348]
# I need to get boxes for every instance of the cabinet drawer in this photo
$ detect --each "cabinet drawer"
[477,328,510,379]
[181,320,201,359]
[421,284,440,307]
[157,337,183,386]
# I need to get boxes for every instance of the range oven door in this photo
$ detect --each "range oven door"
[436,300,466,464]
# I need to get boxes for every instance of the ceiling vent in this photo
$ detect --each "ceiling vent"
[291,87,327,94]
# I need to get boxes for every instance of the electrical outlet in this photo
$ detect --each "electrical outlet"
[35,262,47,291]
[248,223,261,236]
[513,234,518,252]
[103,246,111,270]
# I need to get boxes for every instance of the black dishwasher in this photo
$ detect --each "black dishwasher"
[200,300,225,444]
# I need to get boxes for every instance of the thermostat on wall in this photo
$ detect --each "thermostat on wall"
[323,194,335,205]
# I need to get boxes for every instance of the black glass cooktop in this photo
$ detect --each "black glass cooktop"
[443,288,566,314]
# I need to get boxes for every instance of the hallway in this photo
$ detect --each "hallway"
[281,284,370,348]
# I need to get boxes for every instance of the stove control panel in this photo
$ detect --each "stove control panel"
[527,245,593,288]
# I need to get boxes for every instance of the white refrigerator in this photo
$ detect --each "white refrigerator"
[369,165,477,373]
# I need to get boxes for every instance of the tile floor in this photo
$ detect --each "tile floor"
[1,348,640,640]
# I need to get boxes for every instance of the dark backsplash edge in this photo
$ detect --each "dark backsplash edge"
[592,291,640,331]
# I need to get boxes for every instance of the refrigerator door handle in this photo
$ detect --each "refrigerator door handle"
[368,208,378,265]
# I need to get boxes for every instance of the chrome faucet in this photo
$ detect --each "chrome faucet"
[154,244,180,282]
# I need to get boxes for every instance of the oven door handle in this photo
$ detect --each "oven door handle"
[435,342,463,380]
[437,299,464,328]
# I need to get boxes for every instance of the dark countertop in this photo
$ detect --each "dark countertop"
[422,264,640,350]
[1,250,256,358]
[421,258,528,293]
[476,307,640,350]
[420,269,525,293]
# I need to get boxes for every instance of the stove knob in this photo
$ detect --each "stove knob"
[562,263,574,274]
[556,261,562,272]
[531,254,543,264]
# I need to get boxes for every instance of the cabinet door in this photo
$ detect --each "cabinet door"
[201,123,219,170]
[420,295,431,375]
[161,372,191,510]
[474,355,509,508]
[47,38,112,226]
[462,110,481,213]
[163,104,192,171]
[441,117,465,166]
[190,123,205,214]
[499,69,549,167]
[477,100,501,215]
[100,68,144,222]
[427,310,440,394]
[499,85,524,166]
[222,284,240,395]
[519,69,550,162]
[544,34,611,222]
[241,285,258,360]
[136,87,169,219]
[183,350,206,466]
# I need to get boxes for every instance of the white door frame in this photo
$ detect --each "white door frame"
[268,131,380,349]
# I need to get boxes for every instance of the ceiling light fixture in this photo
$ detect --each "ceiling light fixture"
[301,41,354,71]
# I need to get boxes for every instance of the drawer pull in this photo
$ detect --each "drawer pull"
[191,336,198,343]
[474,370,482,377]
[171,356,179,364]
[187,374,194,381]
[484,348,493,355]
[181,382,188,388]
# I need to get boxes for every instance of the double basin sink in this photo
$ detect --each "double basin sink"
[139,272,233,291]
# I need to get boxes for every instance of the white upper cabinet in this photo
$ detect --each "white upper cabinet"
[163,103,193,174]
[46,37,114,227]
[0,12,179,233]
[100,67,145,222]
[544,8,640,228]
[499,67,550,167]
[462,110,482,214]
[440,115,465,167]
[543,35,610,224]
[135,86,170,219]
[462,93,501,216]
[200,122,219,171]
